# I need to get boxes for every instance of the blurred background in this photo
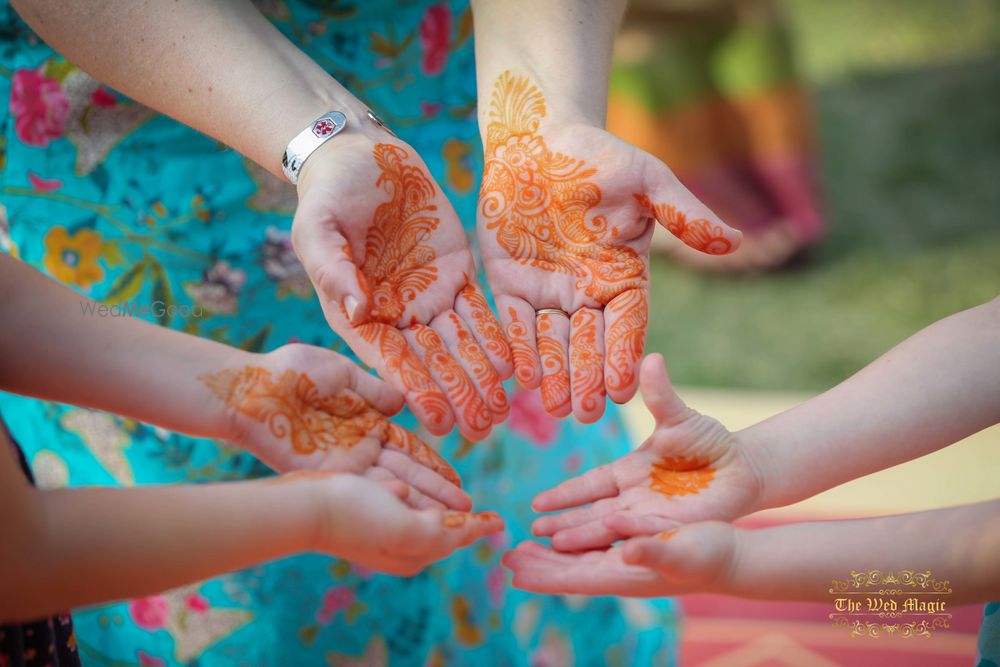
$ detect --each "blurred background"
[608,1,1000,664]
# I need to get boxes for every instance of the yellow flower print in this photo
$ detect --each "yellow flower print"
[43,226,104,288]
[443,139,474,193]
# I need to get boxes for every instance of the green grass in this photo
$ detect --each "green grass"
[646,26,1000,391]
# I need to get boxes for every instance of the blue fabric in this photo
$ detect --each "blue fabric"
[0,1,679,665]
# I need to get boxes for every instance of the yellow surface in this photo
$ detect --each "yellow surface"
[622,387,1000,521]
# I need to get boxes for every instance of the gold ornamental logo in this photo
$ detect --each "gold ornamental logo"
[828,569,952,638]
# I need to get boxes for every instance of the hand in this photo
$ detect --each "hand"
[298,472,505,577]
[503,522,735,596]
[477,71,742,422]
[292,128,513,441]
[530,354,764,550]
[200,343,470,510]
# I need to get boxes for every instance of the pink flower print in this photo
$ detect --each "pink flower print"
[137,651,166,667]
[419,4,451,76]
[90,86,117,108]
[350,563,375,579]
[316,586,355,625]
[420,101,443,118]
[487,566,507,608]
[9,69,69,147]
[28,172,62,192]
[184,593,210,613]
[128,595,170,631]
[509,389,558,446]
[564,452,582,474]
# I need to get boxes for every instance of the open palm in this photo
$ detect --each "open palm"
[530,354,763,550]
[200,343,470,510]
[294,132,512,442]
[478,71,742,424]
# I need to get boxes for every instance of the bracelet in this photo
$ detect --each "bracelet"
[281,111,348,184]
[281,109,396,184]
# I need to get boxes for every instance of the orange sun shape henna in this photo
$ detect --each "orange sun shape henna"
[353,143,451,428]
[648,455,716,497]
[480,71,647,305]
[633,194,734,255]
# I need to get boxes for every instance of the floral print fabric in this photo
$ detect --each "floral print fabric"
[0,1,679,664]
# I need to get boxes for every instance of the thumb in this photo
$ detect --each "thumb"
[639,353,692,428]
[292,212,371,326]
[640,160,742,256]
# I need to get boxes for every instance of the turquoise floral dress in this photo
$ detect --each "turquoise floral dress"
[0,1,680,665]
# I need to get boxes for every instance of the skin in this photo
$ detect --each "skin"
[512,297,1000,601]
[471,1,743,421]
[0,254,470,510]
[11,0,512,441]
[0,443,504,621]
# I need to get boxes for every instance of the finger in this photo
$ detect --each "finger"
[378,448,472,512]
[550,516,622,552]
[455,283,514,380]
[532,496,620,537]
[569,307,606,423]
[403,323,492,441]
[433,311,509,423]
[292,216,371,325]
[344,363,406,416]
[354,323,454,436]
[508,558,655,596]
[497,296,542,390]
[384,422,463,489]
[361,468,414,504]
[604,513,679,539]
[639,165,743,256]
[639,353,692,428]
[535,311,571,418]
[621,522,734,583]
[531,463,619,512]
[438,510,505,551]
[604,289,648,404]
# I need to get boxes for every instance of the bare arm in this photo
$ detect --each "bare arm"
[743,296,1000,510]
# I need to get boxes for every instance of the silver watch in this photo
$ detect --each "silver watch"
[280,111,348,184]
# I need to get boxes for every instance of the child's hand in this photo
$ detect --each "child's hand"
[503,522,735,596]
[291,472,505,577]
[531,354,764,550]
[201,344,470,510]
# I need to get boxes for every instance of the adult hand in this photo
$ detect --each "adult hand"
[292,128,513,442]
[478,72,742,423]
[201,343,471,510]
[530,354,764,549]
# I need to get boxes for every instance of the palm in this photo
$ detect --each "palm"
[531,354,763,550]
[200,344,470,510]
[478,72,741,423]
[294,134,512,442]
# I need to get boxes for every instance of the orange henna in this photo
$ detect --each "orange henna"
[569,309,605,413]
[480,72,647,304]
[648,455,716,497]
[357,323,450,429]
[449,313,508,416]
[460,284,512,365]
[265,470,339,484]
[536,314,571,416]
[657,528,678,541]
[443,510,501,528]
[634,194,733,255]
[200,366,384,454]
[604,289,648,394]
[385,422,461,487]
[505,306,538,386]
[411,323,491,435]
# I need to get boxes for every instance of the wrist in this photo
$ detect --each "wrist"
[733,426,780,514]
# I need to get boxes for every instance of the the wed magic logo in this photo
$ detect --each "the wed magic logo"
[828,569,952,638]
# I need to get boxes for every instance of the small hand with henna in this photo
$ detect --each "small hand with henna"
[201,343,470,510]
[293,126,512,442]
[478,72,742,423]
[530,354,764,550]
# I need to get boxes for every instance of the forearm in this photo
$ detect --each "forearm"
[742,297,1000,510]
[471,0,626,127]
[10,0,370,178]
[0,476,316,620]
[727,499,1000,605]
[0,255,243,440]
